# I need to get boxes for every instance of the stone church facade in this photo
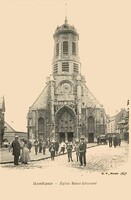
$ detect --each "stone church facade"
[27,18,107,143]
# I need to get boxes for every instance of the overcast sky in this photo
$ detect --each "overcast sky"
[0,0,130,131]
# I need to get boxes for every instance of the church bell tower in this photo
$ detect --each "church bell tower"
[52,17,80,75]
[50,18,83,142]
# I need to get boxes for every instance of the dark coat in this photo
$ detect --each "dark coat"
[66,143,73,152]
[49,144,55,152]
[11,140,21,156]
[113,136,118,146]
[55,142,59,150]
[79,142,86,153]
[108,136,112,143]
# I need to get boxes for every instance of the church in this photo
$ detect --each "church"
[27,18,107,143]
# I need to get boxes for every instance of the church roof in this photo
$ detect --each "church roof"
[53,17,79,37]
[82,82,103,108]
[30,84,50,110]
[4,122,16,133]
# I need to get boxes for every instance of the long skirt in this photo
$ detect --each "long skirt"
[20,147,30,163]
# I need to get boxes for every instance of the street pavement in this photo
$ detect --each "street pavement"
[0,141,129,173]
[0,141,130,200]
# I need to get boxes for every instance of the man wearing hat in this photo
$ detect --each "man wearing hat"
[66,140,73,162]
[78,136,87,166]
[11,135,21,165]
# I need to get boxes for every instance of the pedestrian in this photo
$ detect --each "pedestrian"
[66,141,73,162]
[20,139,30,164]
[113,135,118,148]
[78,136,87,166]
[11,135,21,165]
[74,139,79,162]
[8,142,11,152]
[54,140,59,155]
[49,141,55,160]
[97,136,100,145]
[39,140,42,153]
[41,139,46,155]
[108,134,113,147]
[59,141,66,154]
[34,140,39,155]
[117,134,121,146]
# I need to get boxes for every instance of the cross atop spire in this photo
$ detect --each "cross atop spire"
[65,16,68,24]
[64,1,68,24]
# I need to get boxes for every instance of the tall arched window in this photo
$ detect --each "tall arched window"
[72,42,76,54]
[38,117,45,139]
[88,116,94,133]
[88,116,95,143]
[63,41,68,54]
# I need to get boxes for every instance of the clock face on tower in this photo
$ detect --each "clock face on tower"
[61,83,71,93]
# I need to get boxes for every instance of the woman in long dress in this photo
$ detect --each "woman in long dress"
[21,139,30,164]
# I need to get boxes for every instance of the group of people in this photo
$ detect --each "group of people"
[10,133,123,167]
[11,135,87,167]
[48,136,87,166]
[11,136,31,165]
[34,139,47,155]
[108,134,121,148]
[48,140,73,161]
[33,139,59,156]
[74,137,87,166]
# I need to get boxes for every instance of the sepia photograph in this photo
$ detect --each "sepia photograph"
[0,0,130,199]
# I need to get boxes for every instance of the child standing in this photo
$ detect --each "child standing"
[49,141,55,160]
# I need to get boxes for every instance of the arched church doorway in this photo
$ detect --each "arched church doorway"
[88,116,95,143]
[38,117,45,140]
[55,106,76,143]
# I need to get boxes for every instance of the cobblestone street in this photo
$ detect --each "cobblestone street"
[0,141,129,173]
[0,141,130,200]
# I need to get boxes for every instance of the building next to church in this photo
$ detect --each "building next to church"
[3,122,28,143]
[107,116,116,134]
[106,100,129,142]
[27,18,107,143]
[0,96,5,147]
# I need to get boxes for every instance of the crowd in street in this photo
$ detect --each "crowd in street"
[10,133,123,167]
[10,135,87,167]
[97,133,122,148]
[108,134,121,148]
